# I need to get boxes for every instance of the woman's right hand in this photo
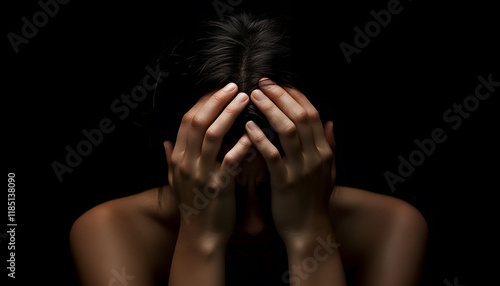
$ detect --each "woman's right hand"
[164,83,252,247]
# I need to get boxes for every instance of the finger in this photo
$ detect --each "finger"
[250,89,302,161]
[323,121,336,187]
[324,120,335,153]
[259,79,308,122]
[200,92,249,170]
[216,134,253,193]
[258,80,316,153]
[186,82,239,158]
[219,134,253,177]
[282,85,331,151]
[245,121,285,178]
[175,94,210,154]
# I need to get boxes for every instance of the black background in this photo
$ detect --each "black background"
[4,0,499,285]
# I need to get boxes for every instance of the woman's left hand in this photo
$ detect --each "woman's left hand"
[245,79,336,247]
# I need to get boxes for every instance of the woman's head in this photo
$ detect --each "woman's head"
[157,13,295,275]
[191,13,294,93]
[185,13,297,239]
[189,13,295,144]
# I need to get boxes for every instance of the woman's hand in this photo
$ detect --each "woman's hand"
[164,83,253,247]
[245,79,336,247]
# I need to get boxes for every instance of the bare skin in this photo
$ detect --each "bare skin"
[70,82,428,286]
[70,186,427,285]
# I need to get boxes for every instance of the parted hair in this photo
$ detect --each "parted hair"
[188,13,296,143]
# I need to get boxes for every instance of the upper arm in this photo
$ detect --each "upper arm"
[70,203,156,286]
[331,186,428,286]
[362,200,428,286]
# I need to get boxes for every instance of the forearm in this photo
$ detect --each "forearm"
[168,230,227,286]
[285,223,346,286]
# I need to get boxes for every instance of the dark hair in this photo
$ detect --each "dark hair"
[189,13,296,144]
[154,13,294,207]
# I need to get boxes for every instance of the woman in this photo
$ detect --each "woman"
[70,13,428,286]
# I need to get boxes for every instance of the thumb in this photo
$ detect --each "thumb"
[323,121,337,188]
[163,141,174,165]
[163,140,174,185]
[324,121,335,152]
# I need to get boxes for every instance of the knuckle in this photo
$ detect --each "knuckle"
[323,151,334,164]
[292,109,309,124]
[324,148,334,159]
[181,112,194,124]
[190,170,206,186]
[223,152,237,164]
[281,122,297,137]
[253,132,268,144]
[191,115,206,129]
[267,149,282,163]
[193,175,206,186]
[262,102,276,113]
[308,109,321,123]
[308,153,323,170]
[204,127,221,142]
[205,182,221,196]
[239,137,253,149]
[178,163,191,179]
[170,154,181,167]
[223,104,239,116]
[210,92,225,104]
[276,89,287,100]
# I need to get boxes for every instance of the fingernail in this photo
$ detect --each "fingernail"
[246,120,257,131]
[259,78,275,89]
[235,92,248,103]
[251,89,266,101]
[224,82,237,92]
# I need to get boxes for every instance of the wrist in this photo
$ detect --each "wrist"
[169,225,228,286]
[176,225,229,257]
[282,215,334,250]
[286,229,340,263]
[287,231,339,258]
[284,226,345,286]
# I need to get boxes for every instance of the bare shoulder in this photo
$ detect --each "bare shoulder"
[330,186,428,284]
[331,185,427,226]
[330,185,428,242]
[70,186,179,286]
